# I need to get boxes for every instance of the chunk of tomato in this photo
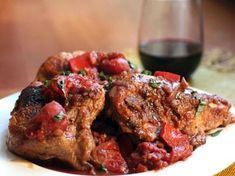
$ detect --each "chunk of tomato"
[170,143,192,162]
[48,74,94,98]
[154,71,180,82]
[25,101,68,140]
[99,58,130,74]
[69,52,92,73]
[160,123,192,163]
[94,139,129,174]
[160,123,186,147]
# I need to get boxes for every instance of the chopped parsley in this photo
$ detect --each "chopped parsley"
[60,70,71,76]
[43,80,51,87]
[77,69,87,76]
[98,164,108,172]
[141,70,152,75]
[105,76,113,90]
[98,71,113,90]
[99,71,107,80]
[99,71,112,82]
[196,100,207,117]
[149,78,160,88]
[107,75,112,82]
[128,60,137,70]
[53,111,65,122]
[209,129,223,137]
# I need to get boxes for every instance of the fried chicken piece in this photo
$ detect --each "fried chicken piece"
[35,51,85,82]
[108,72,234,147]
[7,74,105,172]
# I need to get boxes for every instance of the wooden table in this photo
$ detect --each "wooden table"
[0,0,235,98]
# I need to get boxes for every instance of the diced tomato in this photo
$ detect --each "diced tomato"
[69,51,129,75]
[154,71,181,82]
[48,74,95,99]
[25,101,68,140]
[84,67,99,79]
[65,74,94,93]
[99,58,130,74]
[160,123,192,163]
[137,142,167,155]
[128,142,169,172]
[69,52,93,73]
[160,123,185,147]
[170,143,192,163]
[94,139,129,174]
[107,52,126,60]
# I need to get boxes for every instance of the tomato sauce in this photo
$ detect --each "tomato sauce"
[23,52,193,175]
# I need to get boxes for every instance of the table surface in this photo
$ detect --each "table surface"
[0,0,235,98]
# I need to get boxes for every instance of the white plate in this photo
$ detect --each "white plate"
[1,92,235,176]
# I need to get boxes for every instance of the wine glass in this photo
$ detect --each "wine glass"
[138,0,204,79]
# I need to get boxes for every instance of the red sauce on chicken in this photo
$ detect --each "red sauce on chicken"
[8,50,233,175]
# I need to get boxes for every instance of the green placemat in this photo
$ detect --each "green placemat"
[192,49,235,106]
[191,66,235,106]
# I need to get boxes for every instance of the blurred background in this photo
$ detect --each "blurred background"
[0,0,235,98]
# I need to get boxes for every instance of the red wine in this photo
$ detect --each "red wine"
[139,39,203,78]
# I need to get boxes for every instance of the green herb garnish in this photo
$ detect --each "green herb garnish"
[44,80,51,87]
[53,111,65,122]
[107,76,112,82]
[98,164,108,172]
[60,70,71,76]
[210,129,223,137]
[104,79,113,90]
[99,71,112,82]
[99,71,107,80]
[141,70,152,75]
[196,100,207,117]
[128,60,137,69]
[77,69,87,76]
[99,71,113,90]
[149,78,160,88]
